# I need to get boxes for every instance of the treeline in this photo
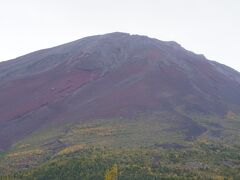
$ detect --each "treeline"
[5,147,240,180]
[1,142,240,179]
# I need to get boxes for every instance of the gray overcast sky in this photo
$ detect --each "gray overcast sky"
[0,0,240,71]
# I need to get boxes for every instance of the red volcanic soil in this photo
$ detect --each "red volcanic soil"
[0,66,100,123]
[0,32,240,150]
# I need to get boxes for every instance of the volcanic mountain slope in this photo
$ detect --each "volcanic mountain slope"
[0,32,240,151]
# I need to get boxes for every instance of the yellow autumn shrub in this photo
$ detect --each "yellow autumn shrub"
[226,111,237,120]
[105,164,118,180]
[57,144,86,156]
[7,149,43,158]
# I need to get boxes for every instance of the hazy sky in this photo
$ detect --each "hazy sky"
[1,0,240,71]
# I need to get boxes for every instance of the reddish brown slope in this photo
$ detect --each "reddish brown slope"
[0,32,240,150]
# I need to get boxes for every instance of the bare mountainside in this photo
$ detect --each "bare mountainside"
[0,32,240,151]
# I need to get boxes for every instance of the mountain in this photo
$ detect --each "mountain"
[1,32,240,150]
[1,33,240,179]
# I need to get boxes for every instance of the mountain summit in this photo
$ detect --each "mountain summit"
[0,32,240,150]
